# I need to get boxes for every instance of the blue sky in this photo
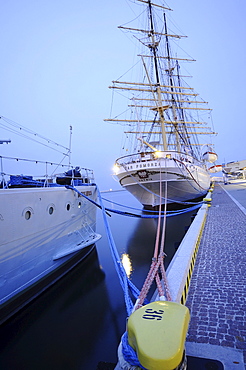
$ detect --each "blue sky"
[0,0,245,190]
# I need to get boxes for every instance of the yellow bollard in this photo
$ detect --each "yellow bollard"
[127,301,190,370]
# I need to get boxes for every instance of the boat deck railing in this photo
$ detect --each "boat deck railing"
[115,150,199,166]
[0,155,95,188]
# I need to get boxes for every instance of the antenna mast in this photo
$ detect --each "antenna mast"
[69,126,72,168]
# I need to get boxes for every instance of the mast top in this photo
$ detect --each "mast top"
[136,0,173,11]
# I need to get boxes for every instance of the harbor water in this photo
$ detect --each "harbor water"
[0,190,198,369]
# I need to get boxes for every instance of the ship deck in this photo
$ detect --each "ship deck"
[185,181,246,369]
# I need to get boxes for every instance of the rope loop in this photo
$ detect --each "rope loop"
[122,332,147,369]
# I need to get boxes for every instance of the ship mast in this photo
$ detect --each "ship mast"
[104,0,216,155]
[163,12,181,151]
[147,0,168,151]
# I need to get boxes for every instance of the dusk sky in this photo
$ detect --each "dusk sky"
[0,0,245,190]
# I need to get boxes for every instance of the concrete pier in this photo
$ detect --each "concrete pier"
[185,183,246,369]
[112,182,246,370]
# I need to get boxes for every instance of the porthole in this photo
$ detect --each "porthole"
[47,203,56,215]
[78,201,82,209]
[25,210,32,220]
[49,206,54,215]
[66,203,71,211]
[22,207,34,220]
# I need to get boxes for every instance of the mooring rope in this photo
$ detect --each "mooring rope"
[97,185,149,316]
[66,185,201,219]
[66,183,199,367]
[65,184,200,311]
[121,332,147,369]
[133,173,172,311]
[120,176,172,368]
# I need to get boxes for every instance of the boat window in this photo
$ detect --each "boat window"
[78,202,82,208]
[48,206,54,215]
[66,203,71,211]
[25,211,32,220]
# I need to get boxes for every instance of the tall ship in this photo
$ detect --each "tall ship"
[0,118,101,323]
[105,0,217,208]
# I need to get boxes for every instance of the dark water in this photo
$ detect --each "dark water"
[0,191,197,370]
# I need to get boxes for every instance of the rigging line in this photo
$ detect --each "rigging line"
[173,157,208,191]
[0,116,69,151]
[122,1,146,23]
[0,122,70,156]
[175,61,194,150]
[163,9,196,64]
[165,110,191,148]
[49,154,69,176]
[0,155,70,168]
[165,8,186,38]
[115,59,141,83]
[166,36,196,67]
[107,95,135,124]
[109,82,115,119]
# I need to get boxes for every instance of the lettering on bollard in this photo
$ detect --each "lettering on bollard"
[142,308,164,320]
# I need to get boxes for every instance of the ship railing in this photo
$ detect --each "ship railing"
[115,150,199,166]
[0,155,94,188]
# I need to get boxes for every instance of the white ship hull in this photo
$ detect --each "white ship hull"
[0,184,100,322]
[115,152,210,207]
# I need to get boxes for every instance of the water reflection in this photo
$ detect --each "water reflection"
[0,247,124,369]
[125,208,197,292]
[0,191,199,369]
[121,253,133,278]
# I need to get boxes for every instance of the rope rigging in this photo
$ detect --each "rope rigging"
[66,185,202,219]
[66,183,199,369]
[0,116,70,155]
[97,185,146,316]
[97,178,171,369]
[133,169,172,311]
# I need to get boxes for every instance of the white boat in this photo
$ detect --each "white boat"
[0,124,101,323]
[105,0,217,208]
[208,164,223,173]
[223,159,246,175]
[202,146,218,163]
